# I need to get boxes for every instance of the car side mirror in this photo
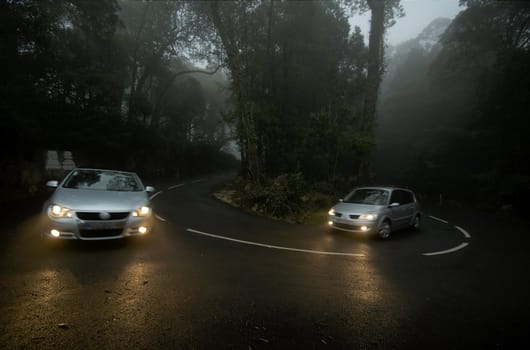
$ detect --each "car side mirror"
[389,202,400,208]
[145,186,155,193]
[46,180,58,188]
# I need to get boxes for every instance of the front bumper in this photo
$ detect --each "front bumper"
[42,214,154,240]
[327,216,378,234]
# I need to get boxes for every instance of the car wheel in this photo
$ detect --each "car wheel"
[378,221,391,239]
[411,215,421,231]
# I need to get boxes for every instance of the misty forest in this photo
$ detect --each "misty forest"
[2,0,529,218]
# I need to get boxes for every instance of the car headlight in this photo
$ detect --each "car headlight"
[132,206,151,217]
[328,208,335,216]
[359,213,377,220]
[49,204,73,218]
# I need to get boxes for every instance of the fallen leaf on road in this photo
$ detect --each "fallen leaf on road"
[58,323,69,330]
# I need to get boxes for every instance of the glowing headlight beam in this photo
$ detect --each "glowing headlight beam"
[359,213,377,220]
[49,204,72,218]
[132,206,151,217]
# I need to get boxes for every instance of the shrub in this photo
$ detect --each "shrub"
[240,173,307,219]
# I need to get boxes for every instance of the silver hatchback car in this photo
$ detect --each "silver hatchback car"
[327,186,421,239]
[42,168,155,240]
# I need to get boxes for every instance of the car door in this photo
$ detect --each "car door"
[399,190,415,227]
[390,190,412,229]
[388,190,407,229]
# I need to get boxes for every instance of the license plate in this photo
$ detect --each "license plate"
[81,221,123,230]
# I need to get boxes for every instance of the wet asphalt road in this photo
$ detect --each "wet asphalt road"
[1,174,529,349]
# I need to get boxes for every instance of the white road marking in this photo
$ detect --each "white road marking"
[428,215,449,224]
[422,242,469,256]
[155,214,167,222]
[168,183,184,190]
[454,225,471,239]
[423,215,472,256]
[149,191,163,200]
[186,228,365,257]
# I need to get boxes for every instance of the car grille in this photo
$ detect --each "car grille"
[349,214,360,219]
[76,212,130,220]
[79,229,123,238]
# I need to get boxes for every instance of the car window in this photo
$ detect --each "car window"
[63,170,142,191]
[344,189,389,205]
[402,191,414,204]
[390,190,414,205]
[389,190,402,205]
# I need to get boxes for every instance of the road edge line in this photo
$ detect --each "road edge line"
[454,225,471,239]
[150,191,163,200]
[155,214,167,222]
[168,183,184,190]
[422,242,469,256]
[428,215,449,224]
[186,228,365,257]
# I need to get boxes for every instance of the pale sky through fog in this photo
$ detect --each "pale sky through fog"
[350,0,464,46]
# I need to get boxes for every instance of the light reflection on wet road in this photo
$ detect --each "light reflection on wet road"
[1,174,529,349]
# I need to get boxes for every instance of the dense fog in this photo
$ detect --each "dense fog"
[2,0,529,213]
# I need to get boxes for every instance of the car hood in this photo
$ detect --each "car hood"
[51,187,149,212]
[332,202,385,215]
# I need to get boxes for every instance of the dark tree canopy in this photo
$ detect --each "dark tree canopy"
[3,0,527,214]
[202,0,371,183]
[375,0,530,211]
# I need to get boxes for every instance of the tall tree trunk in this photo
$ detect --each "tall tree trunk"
[208,2,260,181]
[358,0,386,180]
[362,0,385,133]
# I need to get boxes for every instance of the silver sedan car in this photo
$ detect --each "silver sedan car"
[327,186,421,239]
[42,168,155,240]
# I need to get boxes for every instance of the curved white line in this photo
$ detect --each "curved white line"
[422,242,469,256]
[168,183,184,190]
[454,225,471,239]
[186,228,365,257]
[149,191,163,200]
[428,215,449,224]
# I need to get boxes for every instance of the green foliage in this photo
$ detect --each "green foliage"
[240,173,306,219]
[237,172,348,221]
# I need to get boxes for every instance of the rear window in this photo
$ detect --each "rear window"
[63,170,142,192]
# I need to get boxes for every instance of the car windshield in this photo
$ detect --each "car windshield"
[63,170,142,192]
[344,189,389,205]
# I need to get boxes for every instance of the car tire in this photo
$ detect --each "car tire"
[378,220,392,239]
[411,215,421,231]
